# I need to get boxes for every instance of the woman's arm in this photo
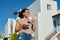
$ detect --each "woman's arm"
[31,17,36,32]
[15,21,22,33]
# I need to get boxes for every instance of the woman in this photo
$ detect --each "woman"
[15,8,36,40]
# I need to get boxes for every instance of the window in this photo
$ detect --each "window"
[47,4,51,10]
[53,20,57,27]
[52,17,57,32]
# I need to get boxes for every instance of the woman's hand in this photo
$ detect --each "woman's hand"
[22,24,29,30]
[31,17,36,32]
[32,17,34,23]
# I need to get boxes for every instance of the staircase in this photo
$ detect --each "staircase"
[50,32,60,40]
[45,32,60,40]
[45,32,57,40]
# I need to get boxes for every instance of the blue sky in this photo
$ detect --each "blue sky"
[0,0,35,34]
[55,0,60,9]
[0,0,60,34]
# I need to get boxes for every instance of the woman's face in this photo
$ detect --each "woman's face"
[23,10,30,17]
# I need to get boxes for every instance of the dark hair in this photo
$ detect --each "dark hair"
[19,8,29,18]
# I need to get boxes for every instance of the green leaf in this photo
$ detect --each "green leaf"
[10,33,18,40]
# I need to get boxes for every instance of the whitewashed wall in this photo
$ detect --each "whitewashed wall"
[28,0,57,40]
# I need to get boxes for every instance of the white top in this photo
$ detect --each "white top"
[17,17,33,34]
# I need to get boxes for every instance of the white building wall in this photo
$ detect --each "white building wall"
[5,19,11,37]
[28,0,57,40]
[57,9,60,13]
[28,0,40,17]
[47,1,57,16]
[38,0,57,40]
[5,18,16,38]
[28,0,40,40]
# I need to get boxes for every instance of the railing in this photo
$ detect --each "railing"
[45,32,57,40]
[50,32,60,40]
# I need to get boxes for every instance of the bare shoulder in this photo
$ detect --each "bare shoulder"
[16,17,21,25]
